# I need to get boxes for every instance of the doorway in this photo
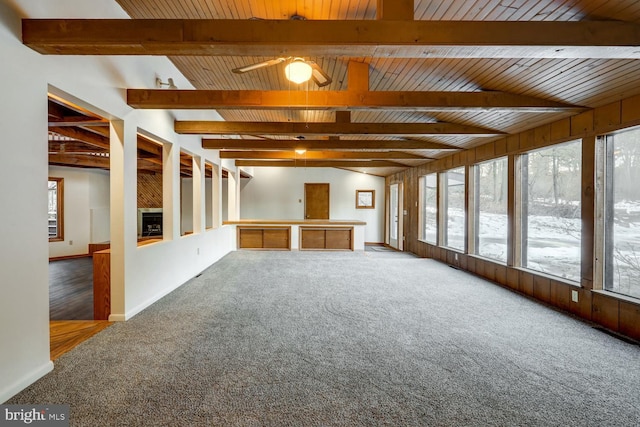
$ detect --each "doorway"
[305,183,330,219]
[388,182,403,250]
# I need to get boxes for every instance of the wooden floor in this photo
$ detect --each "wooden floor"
[50,320,112,360]
[49,257,94,320]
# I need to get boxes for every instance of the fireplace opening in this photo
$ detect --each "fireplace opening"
[140,211,162,237]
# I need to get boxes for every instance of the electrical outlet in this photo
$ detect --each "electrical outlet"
[571,290,579,303]
[454,253,458,261]
[197,248,200,255]
[68,240,73,245]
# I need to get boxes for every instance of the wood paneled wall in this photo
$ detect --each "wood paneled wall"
[388,94,640,342]
[137,172,162,208]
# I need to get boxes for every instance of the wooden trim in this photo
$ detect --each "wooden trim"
[581,136,596,290]
[356,190,375,209]
[49,254,90,262]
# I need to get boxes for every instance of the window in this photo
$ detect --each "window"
[205,162,215,229]
[48,177,64,241]
[356,190,375,209]
[419,173,437,244]
[474,157,508,262]
[520,140,581,281]
[443,167,465,251]
[180,150,194,236]
[602,127,640,299]
[136,134,163,241]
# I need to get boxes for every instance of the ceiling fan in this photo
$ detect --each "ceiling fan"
[232,57,332,87]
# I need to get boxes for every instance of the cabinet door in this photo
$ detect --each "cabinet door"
[263,229,289,249]
[326,229,352,250]
[301,229,326,249]
[239,228,263,248]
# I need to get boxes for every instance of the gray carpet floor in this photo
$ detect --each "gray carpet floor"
[8,249,640,426]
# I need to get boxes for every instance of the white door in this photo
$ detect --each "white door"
[389,183,399,249]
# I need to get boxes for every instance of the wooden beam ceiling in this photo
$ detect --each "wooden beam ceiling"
[203,139,458,151]
[127,89,582,112]
[22,19,640,59]
[177,121,503,137]
[235,160,407,168]
[219,150,430,160]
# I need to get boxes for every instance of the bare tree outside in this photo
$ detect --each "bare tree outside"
[422,173,437,244]
[476,157,508,262]
[444,167,465,251]
[522,140,582,281]
[607,127,640,299]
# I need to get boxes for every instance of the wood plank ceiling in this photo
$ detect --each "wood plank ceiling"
[29,0,640,176]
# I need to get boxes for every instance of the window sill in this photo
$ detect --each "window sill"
[592,289,640,306]
[417,239,437,245]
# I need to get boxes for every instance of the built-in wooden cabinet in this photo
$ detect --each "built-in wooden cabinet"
[238,226,291,250]
[300,227,353,250]
[226,220,366,251]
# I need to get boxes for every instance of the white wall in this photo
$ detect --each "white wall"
[240,167,385,243]
[0,1,52,405]
[0,0,237,402]
[48,166,110,258]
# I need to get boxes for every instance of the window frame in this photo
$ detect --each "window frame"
[442,166,466,252]
[418,173,438,244]
[48,177,64,242]
[596,128,640,300]
[517,139,582,283]
[471,157,509,264]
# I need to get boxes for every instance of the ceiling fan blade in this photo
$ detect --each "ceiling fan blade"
[307,62,332,87]
[232,57,287,74]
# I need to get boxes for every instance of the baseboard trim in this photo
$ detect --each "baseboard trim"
[110,280,187,322]
[49,254,90,262]
[0,360,54,403]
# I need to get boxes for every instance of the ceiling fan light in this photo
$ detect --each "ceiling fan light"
[285,59,313,84]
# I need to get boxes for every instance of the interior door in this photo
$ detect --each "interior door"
[389,183,399,248]
[305,183,330,219]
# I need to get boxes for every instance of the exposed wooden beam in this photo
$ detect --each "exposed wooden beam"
[49,126,109,150]
[220,150,430,160]
[48,117,108,127]
[48,152,166,173]
[49,153,109,169]
[136,135,163,156]
[235,160,407,168]
[203,139,459,151]
[377,0,414,20]
[23,19,640,58]
[348,61,369,92]
[49,141,108,154]
[127,89,583,112]
[177,121,503,137]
